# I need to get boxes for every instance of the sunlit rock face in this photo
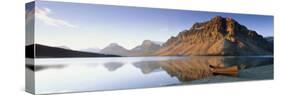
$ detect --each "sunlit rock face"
[157,16,273,56]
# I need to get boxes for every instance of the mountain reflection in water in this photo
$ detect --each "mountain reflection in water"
[133,57,225,81]
[103,62,124,71]
[133,56,273,81]
[31,56,272,94]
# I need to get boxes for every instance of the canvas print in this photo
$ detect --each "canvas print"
[26,1,274,94]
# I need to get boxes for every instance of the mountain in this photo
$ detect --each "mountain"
[265,36,273,44]
[131,40,162,56]
[57,46,72,50]
[26,44,120,58]
[265,36,274,50]
[80,47,101,53]
[100,43,130,56]
[100,41,162,56]
[157,16,273,56]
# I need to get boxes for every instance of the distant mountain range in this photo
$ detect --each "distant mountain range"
[26,44,120,58]
[27,16,273,58]
[80,47,101,53]
[130,40,162,56]
[156,16,273,56]
[26,40,163,58]
[100,43,131,56]
[57,46,72,50]
[99,40,162,56]
[69,40,163,57]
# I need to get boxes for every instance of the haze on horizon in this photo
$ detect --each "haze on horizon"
[26,1,274,50]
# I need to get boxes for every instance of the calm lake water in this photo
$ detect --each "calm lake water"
[28,56,273,94]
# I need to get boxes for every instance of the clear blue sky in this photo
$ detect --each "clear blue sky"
[29,1,274,50]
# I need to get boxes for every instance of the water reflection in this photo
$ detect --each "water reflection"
[32,56,273,94]
[103,62,124,71]
[30,56,273,78]
[159,58,215,81]
[26,64,65,71]
[222,56,273,69]
[133,57,224,81]
[133,61,161,74]
[132,56,273,81]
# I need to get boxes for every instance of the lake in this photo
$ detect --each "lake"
[27,56,273,94]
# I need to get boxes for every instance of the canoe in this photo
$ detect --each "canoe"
[211,65,239,76]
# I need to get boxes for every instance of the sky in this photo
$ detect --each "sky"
[26,1,274,50]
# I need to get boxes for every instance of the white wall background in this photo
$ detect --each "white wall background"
[0,0,280,95]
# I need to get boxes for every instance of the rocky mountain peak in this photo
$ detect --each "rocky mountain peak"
[130,40,162,56]
[142,40,154,46]
[108,43,120,47]
[157,16,273,56]
[100,43,130,56]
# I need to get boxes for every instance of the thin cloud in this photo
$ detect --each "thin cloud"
[35,7,77,28]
